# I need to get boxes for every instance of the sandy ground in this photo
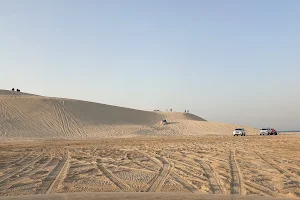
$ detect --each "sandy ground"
[0,89,258,139]
[0,136,299,198]
[0,192,296,200]
[0,89,299,199]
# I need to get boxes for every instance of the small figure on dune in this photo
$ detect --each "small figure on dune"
[16,89,20,92]
[187,110,189,113]
[12,88,15,91]
[184,110,186,113]
[170,109,172,112]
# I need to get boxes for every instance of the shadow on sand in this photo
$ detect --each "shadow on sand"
[166,122,179,125]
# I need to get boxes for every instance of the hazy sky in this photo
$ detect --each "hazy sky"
[1,0,299,130]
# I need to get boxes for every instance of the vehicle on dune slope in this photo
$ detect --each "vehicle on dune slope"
[161,119,167,125]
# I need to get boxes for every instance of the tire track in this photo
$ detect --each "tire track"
[132,161,157,172]
[229,150,246,195]
[0,101,24,120]
[244,180,277,197]
[147,156,173,192]
[1,153,32,172]
[0,100,8,120]
[38,106,61,136]
[187,151,229,164]
[105,164,154,173]
[74,185,103,192]
[60,99,87,138]
[173,166,207,182]
[171,170,199,193]
[2,181,41,194]
[126,152,157,172]
[255,152,300,188]
[97,158,131,192]
[0,100,40,135]
[148,156,200,193]
[52,99,71,138]
[46,149,70,194]
[36,149,68,194]
[0,155,51,191]
[168,158,207,176]
[0,154,44,184]
[145,153,201,192]
[284,164,300,176]
[0,100,20,135]
[52,98,87,138]
[195,159,226,194]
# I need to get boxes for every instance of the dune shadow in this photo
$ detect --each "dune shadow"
[166,122,179,124]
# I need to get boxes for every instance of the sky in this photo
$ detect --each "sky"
[1,0,299,130]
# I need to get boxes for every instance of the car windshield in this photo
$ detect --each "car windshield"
[261,129,268,130]
[235,129,242,130]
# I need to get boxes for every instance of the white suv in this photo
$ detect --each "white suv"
[233,128,246,136]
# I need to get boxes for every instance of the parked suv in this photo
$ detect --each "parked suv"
[233,128,246,136]
[260,128,278,135]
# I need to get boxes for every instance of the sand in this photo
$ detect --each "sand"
[0,192,296,200]
[0,89,299,199]
[0,89,258,139]
[0,137,299,198]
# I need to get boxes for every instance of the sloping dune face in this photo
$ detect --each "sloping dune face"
[0,90,257,139]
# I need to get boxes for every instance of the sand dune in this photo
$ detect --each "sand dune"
[0,89,258,139]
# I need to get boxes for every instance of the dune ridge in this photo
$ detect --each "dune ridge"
[0,89,258,139]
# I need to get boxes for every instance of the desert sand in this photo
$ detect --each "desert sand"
[0,192,297,200]
[0,90,299,199]
[0,137,299,199]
